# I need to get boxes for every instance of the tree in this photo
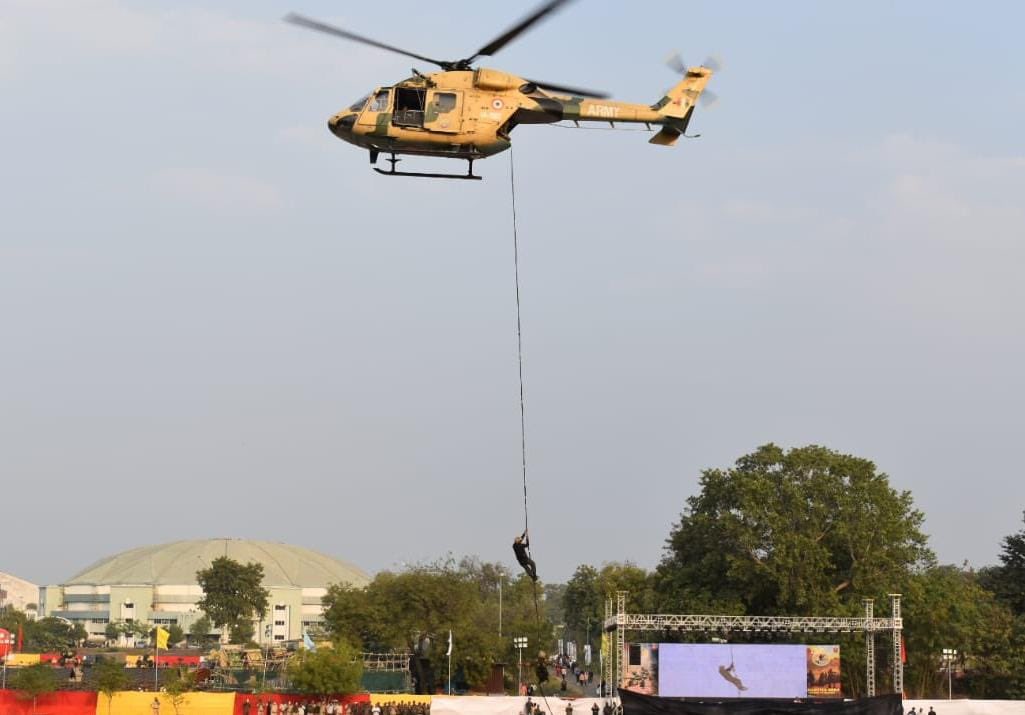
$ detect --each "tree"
[560,562,656,661]
[898,565,1019,698]
[166,623,186,647]
[162,669,195,715]
[94,658,130,715]
[11,663,58,715]
[543,582,566,625]
[24,616,86,651]
[656,444,934,616]
[196,557,270,644]
[189,614,212,645]
[104,622,120,643]
[322,557,550,693]
[563,565,602,647]
[980,511,1025,616]
[287,641,363,701]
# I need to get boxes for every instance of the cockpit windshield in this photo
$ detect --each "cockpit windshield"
[369,89,391,112]
[349,95,369,111]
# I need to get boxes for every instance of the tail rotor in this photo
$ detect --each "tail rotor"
[665,52,721,107]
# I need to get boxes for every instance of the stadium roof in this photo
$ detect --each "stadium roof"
[64,538,370,589]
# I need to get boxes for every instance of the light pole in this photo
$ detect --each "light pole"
[942,648,957,700]
[514,636,529,694]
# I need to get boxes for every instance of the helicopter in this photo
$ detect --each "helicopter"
[286,0,716,180]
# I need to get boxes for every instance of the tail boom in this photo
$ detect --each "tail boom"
[530,64,713,146]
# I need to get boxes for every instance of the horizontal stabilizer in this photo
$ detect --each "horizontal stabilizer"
[649,126,681,146]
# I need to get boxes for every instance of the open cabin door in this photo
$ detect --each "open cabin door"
[424,90,463,133]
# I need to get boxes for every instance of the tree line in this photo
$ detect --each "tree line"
[3,443,1021,700]
[319,444,1025,699]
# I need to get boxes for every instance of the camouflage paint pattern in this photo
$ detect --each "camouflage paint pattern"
[326,64,714,161]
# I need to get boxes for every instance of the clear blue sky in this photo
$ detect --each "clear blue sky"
[2,0,1023,586]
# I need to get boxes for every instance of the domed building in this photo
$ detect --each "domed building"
[40,539,370,645]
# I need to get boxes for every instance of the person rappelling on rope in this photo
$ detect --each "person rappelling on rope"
[513,529,537,581]
[535,650,550,684]
[718,659,748,693]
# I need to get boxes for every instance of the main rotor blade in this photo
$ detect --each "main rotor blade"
[468,0,574,62]
[528,78,609,99]
[284,13,449,68]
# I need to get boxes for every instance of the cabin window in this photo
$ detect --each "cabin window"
[349,95,369,111]
[392,87,426,128]
[433,92,457,113]
[395,87,425,112]
[369,90,390,112]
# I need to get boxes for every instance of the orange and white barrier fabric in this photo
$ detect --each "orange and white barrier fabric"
[903,701,1025,715]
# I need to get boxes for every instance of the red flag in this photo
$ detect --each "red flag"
[900,636,907,663]
[16,624,23,652]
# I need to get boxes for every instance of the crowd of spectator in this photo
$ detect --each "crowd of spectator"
[242,700,359,715]
[359,700,430,715]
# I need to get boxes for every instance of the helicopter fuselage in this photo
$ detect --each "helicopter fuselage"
[326,68,702,163]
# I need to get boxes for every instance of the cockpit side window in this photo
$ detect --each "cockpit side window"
[349,95,369,111]
[370,90,391,112]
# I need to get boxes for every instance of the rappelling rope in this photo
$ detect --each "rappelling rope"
[510,147,529,537]
[509,149,555,715]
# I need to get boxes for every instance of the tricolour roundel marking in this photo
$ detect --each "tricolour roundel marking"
[492,98,504,110]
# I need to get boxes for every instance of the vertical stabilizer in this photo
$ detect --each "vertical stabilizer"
[652,65,714,120]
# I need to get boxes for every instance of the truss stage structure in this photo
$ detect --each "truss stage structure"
[362,651,413,671]
[602,592,903,698]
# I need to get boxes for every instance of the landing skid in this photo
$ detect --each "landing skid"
[371,153,482,181]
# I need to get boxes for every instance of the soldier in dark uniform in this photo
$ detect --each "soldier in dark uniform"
[535,650,549,684]
[513,530,537,581]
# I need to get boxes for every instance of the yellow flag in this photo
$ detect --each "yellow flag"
[155,626,170,650]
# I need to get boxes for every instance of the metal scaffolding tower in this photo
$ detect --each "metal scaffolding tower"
[603,593,903,698]
[864,599,876,697]
[889,594,903,696]
[602,596,614,698]
[615,592,626,697]
[362,652,413,671]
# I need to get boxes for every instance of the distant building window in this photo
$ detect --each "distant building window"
[274,635,285,641]
[274,620,286,626]
[274,605,287,611]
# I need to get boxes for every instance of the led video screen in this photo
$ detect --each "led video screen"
[657,644,839,698]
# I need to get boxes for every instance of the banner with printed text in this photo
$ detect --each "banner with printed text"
[806,645,842,697]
